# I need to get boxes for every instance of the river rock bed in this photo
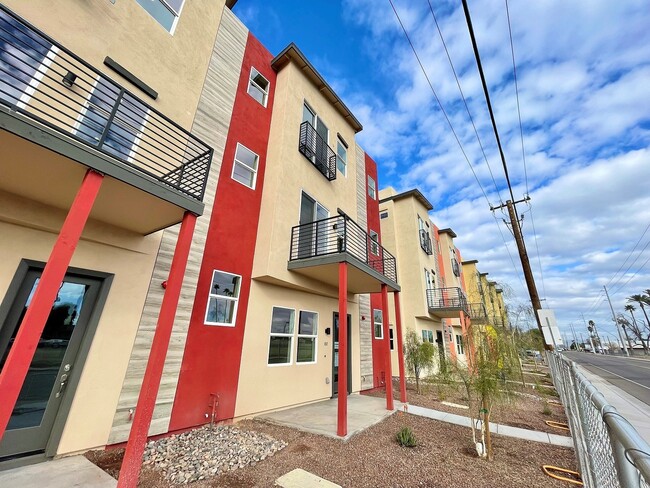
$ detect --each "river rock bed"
[142,424,287,484]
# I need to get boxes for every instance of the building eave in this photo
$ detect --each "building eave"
[378,188,433,211]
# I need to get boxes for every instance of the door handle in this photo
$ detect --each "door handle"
[55,369,70,398]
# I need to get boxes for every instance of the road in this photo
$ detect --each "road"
[565,352,650,408]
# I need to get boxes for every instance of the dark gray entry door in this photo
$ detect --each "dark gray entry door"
[332,312,352,397]
[0,269,101,459]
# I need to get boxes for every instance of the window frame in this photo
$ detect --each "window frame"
[231,142,259,190]
[204,269,242,327]
[336,138,347,176]
[296,310,319,365]
[456,334,465,355]
[267,306,296,366]
[247,67,270,107]
[369,230,380,255]
[422,330,434,343]
[135,0,185,34]
[373,308,383,339]
[380,211,389,219]
[368,175,377,199]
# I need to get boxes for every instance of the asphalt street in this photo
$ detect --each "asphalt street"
[565,351,650,408]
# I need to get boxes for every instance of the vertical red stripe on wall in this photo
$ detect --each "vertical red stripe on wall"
[169,33,275,431]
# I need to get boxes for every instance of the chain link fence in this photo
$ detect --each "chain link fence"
[547,352,650,487]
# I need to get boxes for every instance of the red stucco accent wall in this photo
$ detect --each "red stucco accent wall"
[169,33,275,430]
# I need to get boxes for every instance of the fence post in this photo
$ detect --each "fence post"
[607,417,641,488]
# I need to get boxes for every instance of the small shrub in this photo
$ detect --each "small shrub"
[542,403,552,416]
[396,427,417,447]
[538,386,559,397]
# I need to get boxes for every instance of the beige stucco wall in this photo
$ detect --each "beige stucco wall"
[252,61,360,293]
[0,190,160,454]
[235,281,361,417]
[3,0,226,128]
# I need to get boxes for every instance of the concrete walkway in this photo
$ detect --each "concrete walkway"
[257,394,404,441]
[0,455,116,488]
[406,404,574,448]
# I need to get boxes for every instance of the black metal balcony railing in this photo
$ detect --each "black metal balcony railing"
[426,287,468,312]
[0,6,212,201]
[467,303,487,321]
[298,120,336,181]
[289,215,397,283]
[419,229,433,255]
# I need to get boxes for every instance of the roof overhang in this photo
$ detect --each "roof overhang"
[438,228,457,238]
[378,188,433,211]
[462,259,478,265]
[271,43,363,133]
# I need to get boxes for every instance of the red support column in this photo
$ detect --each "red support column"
[337,262,348,437]
[393,291,407,404]
[0,169,103,441]
[381,284,393,410]
[117,211,197,488]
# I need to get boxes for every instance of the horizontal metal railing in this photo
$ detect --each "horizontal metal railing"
[419,229,433,255]
[548,352,650,487]
[467,303,487,321]
[289,215,398,284]
[298,120,336,181]
[0,6,213,201]
[426,287,468,312]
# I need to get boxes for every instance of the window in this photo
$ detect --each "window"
[247,67,270,107]
[268,307,295,364]
[205,270,241,326]
[380,211,389,219]
[373,309,383,339]
[336,139,347,176]
[369,230,379,255]
[422,330,434,343]
[136,0,184,33]
[425,269,435,291]
[368,176,376,199]
[456,334,465,355]
[231,143,259,189]
[389,328,395,350]
[297,311,318,363]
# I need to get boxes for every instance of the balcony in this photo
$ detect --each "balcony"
[0,6,213,233]
[426,287,468,318]
[298,120,336,181]
[288,215,399,293]
[419,229,433,255]
[467,303,488,324]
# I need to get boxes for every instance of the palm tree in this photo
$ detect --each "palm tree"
[627,295,650,328]
[625,304,639,328]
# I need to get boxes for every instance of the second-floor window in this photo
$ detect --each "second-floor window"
[456,334,465,355]
[368,176,376,199]
[373,309,383,339]
[205,270,241,326]
[422,330,434,343]
[136,0,184,33]
[247,67,270,107]
[336,139,347,176]
[231,143,259,189]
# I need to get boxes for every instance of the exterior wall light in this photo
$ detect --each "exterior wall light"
[62,71,77,88]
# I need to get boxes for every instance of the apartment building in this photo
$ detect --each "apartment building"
[377,188,474,374]
[0,0,236,467]
[462,261,509,329]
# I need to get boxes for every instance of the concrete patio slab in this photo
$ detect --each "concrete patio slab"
[275,468,341,487]
[0,455,116,488]
[257,394,404,441]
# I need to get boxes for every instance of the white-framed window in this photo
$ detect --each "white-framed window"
[247,67,270,107]
[336,139,347,176]
[297,311,318,363]
[268,307,295,365]
[369,230,379,255]
[368,175,376,199]
[136,0,184,33]
[456,334,465,355]
[422,330,434,343]
[380,211,389,219]
[373,309,383,339]
[231,143,259,189]
[204,270,241,326]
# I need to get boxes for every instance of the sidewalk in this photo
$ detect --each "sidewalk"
[0,455,116,488]
[406,404,574,448]
[574,363,650,444]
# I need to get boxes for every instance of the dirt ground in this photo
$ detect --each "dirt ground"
[87,411,577,487]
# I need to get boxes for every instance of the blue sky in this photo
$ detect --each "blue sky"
[233,0,650,345]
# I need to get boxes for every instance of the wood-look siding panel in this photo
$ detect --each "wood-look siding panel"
[108,8,248,444]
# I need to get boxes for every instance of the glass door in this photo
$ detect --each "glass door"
[331,312,352,397]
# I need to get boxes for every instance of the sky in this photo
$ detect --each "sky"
[232,0,650,345]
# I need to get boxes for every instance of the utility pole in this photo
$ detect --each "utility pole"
[492,198,549,350]
[604,285,629,356]
[569,323,579,349]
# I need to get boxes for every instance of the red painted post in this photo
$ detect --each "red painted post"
[337,262,348,437]
[0,169,103,441]
[381,284,393,410]
[393,291,407,404]
[117,211,197,488]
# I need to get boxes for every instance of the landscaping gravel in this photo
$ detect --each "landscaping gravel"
[141,425,286,484]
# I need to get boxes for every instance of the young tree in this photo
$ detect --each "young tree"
[404,329,435,394]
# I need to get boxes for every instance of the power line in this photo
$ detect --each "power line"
[610,250,650,296]
[425,0,503,204]
[605,220,650,289]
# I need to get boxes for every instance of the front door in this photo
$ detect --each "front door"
[0,269,102,459]
[436,330,447,373]
[332,312,352,397]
